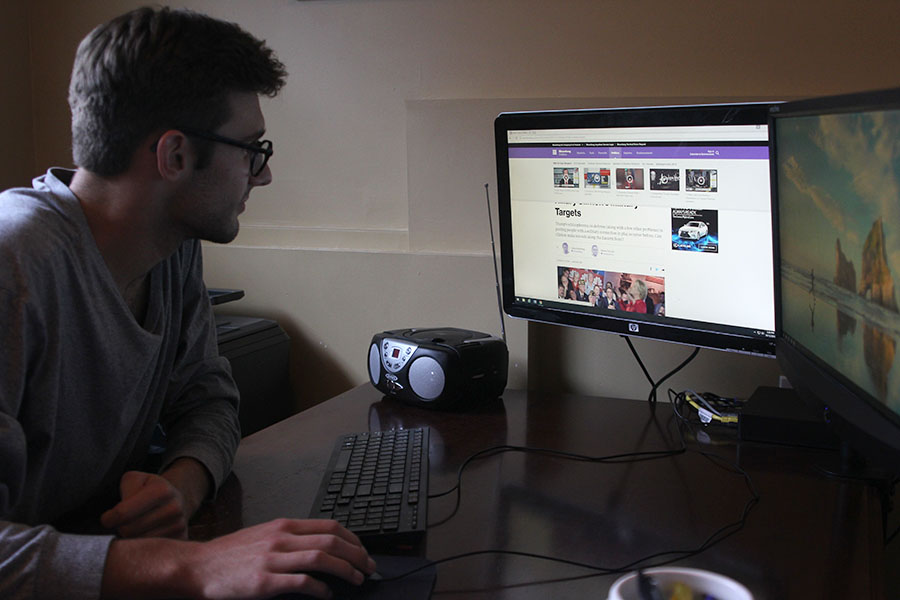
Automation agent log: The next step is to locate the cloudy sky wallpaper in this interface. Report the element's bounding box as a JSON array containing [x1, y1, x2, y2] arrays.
[[777, 105, 900, 409]]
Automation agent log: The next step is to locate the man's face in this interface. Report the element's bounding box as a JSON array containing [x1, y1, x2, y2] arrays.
[[176, 91, 272, 244]]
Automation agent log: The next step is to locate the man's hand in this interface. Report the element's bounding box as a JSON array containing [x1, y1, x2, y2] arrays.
[[184, 519, 377, 599], [101, 519, 377, 600], [101, 471, 191, 539], [102, 458, 212, 539]]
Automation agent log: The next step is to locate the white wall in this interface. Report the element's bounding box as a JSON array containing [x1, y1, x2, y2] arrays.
[[17, 0, 900, 409]]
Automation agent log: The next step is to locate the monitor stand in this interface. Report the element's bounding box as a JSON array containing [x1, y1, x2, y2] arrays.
[[739, 387, 894, 496], [738, 386, 840, 450]]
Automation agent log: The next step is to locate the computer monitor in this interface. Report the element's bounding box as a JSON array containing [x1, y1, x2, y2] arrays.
[[771, 87, 900, 474], [495, 103, 778, 356]]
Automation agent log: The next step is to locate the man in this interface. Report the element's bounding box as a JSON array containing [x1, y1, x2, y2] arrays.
[[0, 7, 373, 599]]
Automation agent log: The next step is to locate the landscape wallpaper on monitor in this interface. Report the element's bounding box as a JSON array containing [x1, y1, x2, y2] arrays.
[[778, 108, 900, 413]]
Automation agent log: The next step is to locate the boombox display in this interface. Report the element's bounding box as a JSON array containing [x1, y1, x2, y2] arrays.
[[368, 327, 508, 409]]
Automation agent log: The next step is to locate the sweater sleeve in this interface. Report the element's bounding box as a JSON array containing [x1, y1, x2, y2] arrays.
[[0, 419, 113, 600], [0, 521, 113, 600], [158, 241, 241, 494]]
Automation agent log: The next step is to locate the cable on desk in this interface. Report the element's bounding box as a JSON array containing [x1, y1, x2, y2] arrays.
[[427, 441, 688, 502], [673, 388, 898, 552], [398, 398, 760, 590], [670, 388, 742, 427], [426, 443, 688, 529], [389, 452, 758, 586], [622, 335, 700, 405]]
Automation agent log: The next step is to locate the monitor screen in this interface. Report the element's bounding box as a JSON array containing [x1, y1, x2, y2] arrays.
[[495, 103, 777, 356], [772, 88, 900, 471]]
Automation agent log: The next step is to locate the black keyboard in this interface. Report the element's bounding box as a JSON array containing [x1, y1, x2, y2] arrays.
[[309, 427, 429, 553]]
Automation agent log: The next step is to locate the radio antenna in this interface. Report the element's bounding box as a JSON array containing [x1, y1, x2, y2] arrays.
[[485, 183, 507, 344]]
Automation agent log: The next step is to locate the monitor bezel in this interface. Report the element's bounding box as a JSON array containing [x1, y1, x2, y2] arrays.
[[495, 102, 779, 357], [769, 87, 900, 472]]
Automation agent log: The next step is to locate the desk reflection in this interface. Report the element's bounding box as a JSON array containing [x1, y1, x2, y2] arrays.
[[367, 394, 508, 472]]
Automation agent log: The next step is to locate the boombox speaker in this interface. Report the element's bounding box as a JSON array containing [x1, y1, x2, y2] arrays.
[[368, 327, 508, 410]]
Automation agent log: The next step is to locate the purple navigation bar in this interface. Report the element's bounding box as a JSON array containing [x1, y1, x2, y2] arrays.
[[509, 146, 768, 160]]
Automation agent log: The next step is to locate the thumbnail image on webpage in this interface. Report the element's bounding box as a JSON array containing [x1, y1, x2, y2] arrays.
[[685, 169, 717, 192], [554, 167, 579, 188], [558, 266, 666, 316], [616, 168, 644, 190], [649, 168, 680, 191], [584, 168, 611, 189], [671, 208, 718, 253]]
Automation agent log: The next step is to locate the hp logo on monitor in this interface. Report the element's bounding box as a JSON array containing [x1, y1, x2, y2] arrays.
[[628, 323, 639, 333]]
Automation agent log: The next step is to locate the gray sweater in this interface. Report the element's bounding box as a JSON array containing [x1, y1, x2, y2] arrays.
[[0, 169, 241, 599]]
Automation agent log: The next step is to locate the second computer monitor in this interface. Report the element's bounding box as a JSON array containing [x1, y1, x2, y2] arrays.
[[772, 87, 900, 472]]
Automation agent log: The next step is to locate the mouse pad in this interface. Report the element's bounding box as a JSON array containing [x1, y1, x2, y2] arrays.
[[349, 555, 436, 599], [284, 555, 436, 600]]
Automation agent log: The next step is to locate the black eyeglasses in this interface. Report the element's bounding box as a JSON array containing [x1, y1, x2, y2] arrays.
[[178, 127, 273, 176]]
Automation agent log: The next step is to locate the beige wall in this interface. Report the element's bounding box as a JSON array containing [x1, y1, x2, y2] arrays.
[[10, 0, 900, 409], [0, 1, 34, 190]]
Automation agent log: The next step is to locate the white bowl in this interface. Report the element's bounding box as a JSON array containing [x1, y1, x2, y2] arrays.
[[608, 567, 753, 600]]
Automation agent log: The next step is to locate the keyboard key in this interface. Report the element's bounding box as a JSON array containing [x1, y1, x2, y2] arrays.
[[334, 448, 352, 472]]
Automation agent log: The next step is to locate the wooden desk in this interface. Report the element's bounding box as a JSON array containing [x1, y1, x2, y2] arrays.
[[192, 385, 885, 599]]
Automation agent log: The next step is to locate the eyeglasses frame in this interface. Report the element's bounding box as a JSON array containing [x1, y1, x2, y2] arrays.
[[152, 127, 273, 177]]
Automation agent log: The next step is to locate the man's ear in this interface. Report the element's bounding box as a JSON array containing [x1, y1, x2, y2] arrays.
[[154, 130, 193, 181]]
